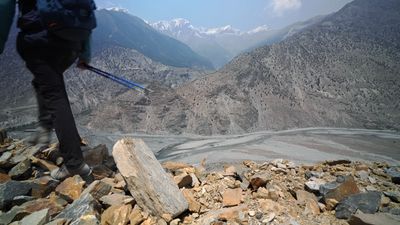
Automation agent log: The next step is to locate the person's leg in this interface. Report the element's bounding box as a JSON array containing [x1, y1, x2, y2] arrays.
[[24, 49, 87, 172], [27, 80, 53, 146], [32, 80, 53, 129]]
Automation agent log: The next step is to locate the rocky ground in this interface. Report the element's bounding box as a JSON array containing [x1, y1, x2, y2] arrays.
[[0, 128, 399, 225]]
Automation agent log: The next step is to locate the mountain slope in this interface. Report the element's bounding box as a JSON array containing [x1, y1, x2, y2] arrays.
[[246, 15, 326, 52], [94, 10, 213, 69], [88, 0, 400, 134]]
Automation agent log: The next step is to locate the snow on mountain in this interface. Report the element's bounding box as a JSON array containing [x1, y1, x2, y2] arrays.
[[105, 7, 130, 13], [151, 19, 270, 37], [204, 25, 241, 35]]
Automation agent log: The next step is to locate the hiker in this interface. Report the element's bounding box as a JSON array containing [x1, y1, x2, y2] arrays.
[[0, 0, 96, 181]]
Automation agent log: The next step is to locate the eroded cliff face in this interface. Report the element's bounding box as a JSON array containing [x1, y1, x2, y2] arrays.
[[2, 0, 400, 135]]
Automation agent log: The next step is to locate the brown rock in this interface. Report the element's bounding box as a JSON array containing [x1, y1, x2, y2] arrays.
[[322, 176, 360, 202], [254, 187, 269, 199], [31, 176, 59, 198], [55, 175, 85, 202], [304, 199, 320, 215], [325, 198, 339, 211], [355, 164, 369, 172], [296, 190, 318, 204], [101, 204, 132, 225], [141, 218, 156, 225], [30, 156, 58, 172], [182, 189, 201, 213], [81, 180, 112, 201], [100, 177, 115, 187], [259, 199, 283, 215], [129, 206, 145, 225], [249, 177, 268, 191], [161, 214, 172, 223], [100, 193, 135, 207], [224, 165, 237, 176], [218, 205, 248, 223], [266, 186, 279, 201], [92, 165, 114, 180], [83, 144, 109, 167], [0, 173, 10, 184], [162, 161, 192, 173], [21, 193, 68, 217], [174, 173, 193, 188], [223, 188, 242, 207], [112, 138, 188, 218]]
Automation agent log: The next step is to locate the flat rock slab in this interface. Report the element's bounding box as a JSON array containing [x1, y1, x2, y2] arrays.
[[112, 138, 188, 218], [349, 213, 400, 225], [335, 191, 381, 219], [55, 193, 101, 225], [0, 180, 33, 210], [8, 159, 32, 180], [19, 208, 49, 225]]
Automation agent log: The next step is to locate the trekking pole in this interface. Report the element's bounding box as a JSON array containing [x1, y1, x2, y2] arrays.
[[85, 65, 153, 94]]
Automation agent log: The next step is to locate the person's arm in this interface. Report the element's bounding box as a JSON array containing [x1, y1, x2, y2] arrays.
[[77, 35, 92, 69], [0, 0, 16, 54]]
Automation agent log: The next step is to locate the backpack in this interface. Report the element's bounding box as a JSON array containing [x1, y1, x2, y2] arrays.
[[19, 0, 97, 42]]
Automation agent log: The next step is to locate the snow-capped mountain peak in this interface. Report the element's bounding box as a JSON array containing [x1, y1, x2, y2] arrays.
[[151, 18, 270, 37]]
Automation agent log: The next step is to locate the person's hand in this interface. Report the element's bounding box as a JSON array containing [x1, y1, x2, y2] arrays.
[[77, 59, 89, 70]]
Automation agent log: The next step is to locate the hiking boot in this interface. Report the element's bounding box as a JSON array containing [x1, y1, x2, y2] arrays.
[[51, 163, 93, 182], [27, 127, 52, 146]]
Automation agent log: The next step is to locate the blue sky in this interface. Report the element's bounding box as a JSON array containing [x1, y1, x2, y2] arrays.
[[96, 0, 353, 30]]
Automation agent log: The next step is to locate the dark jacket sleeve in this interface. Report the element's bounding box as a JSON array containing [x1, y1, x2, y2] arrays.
[[79, 34, 92, 63], [0, 0, 16, 54]]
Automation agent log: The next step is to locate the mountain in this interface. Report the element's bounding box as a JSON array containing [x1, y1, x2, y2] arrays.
[[93, 9, 213, 69], [246, 15, 326, 51], [151, 17, 323, 68], [88, 0, 400, 135]]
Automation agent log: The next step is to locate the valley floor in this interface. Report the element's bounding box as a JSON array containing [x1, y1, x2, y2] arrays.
[[12, 127, 398, 166]]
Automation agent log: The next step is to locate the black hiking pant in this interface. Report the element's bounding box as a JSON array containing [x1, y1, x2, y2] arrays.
[[17, 31, 84, 169]]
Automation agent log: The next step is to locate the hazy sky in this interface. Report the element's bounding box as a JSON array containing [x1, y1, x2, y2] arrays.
[[96, 0, 353, 30]]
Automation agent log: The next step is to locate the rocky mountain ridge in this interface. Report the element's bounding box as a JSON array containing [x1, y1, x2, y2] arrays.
[[88, 0, 400, 135]]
